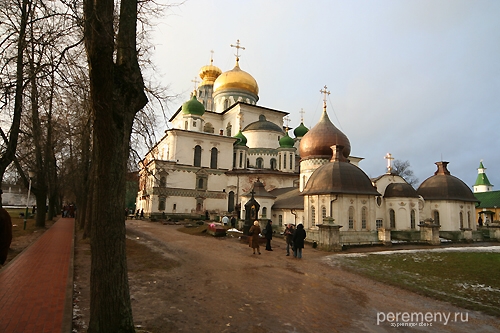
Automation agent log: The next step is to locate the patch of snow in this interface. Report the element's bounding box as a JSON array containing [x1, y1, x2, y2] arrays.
[[324, 245, 500, 259]]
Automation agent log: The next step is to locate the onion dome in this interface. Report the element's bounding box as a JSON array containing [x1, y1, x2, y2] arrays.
[[199, 59, 222, 86], [293, 122, 309, 138], [417, 162, 477, 202], [213, 60, 259, 96], [384, 183, 419, 198], [299, 110, 350, 160], [181, 94, 205, 116], [243, 115, 283, 133], [302, 146, 380, 196], [233, 130, 247, 146], [279, 131, 295, 148]]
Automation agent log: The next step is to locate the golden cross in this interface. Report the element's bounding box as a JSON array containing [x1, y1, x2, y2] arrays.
[[385, 153, 394, 173], [299, 108, 305, 122], [191, 77, 200, 91], [210, 50, 214, 64], [283, 115, 291, 128], [320, 85, 330, 110], [230, 39, 245, 61]]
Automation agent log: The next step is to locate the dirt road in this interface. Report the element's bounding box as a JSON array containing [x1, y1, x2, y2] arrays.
[[118, 220, 499, 333]]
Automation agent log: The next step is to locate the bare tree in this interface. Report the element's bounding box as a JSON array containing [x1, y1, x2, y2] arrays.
[[84, 0, 147, 330], [393, 159, 419, 187], [0, 0, 31, 206]]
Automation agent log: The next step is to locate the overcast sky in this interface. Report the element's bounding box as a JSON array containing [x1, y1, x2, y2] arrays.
[[149, 0, 500, 189]]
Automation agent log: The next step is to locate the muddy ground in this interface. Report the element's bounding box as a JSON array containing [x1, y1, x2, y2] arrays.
[[72, 219, 500, 333]]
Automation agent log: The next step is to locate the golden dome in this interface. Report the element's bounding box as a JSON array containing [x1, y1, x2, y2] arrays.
[[213, 60, 259, 96], [199, 60, 222, 86]]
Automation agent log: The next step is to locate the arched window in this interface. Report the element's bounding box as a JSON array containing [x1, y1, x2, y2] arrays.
[[203, 122, 214, 133], [361, 206, 367, 229], [198, 178, 204, 189], [228, 191, 235, 212], [283, 154, 287, 169], [411, 209, 416, 229], [262, 207, 267, 218], [311, 206, 316, 226], [194, 145, 202, 167], [270, 158, 277, 170], [322, 206, 327, 221], [349, 206, 355, 229], [433, 210, 440, 225], [210, 147, 218, 169], [158, 198, 166, 211], [226, 123, 232, 136], [460, 211, 464, 229], [224, 99, 229, 109], [256, 158, 264, 169], [289, 154, 293, 170], [239, 151, 243, 168], [278, 154, 282, 169], [467, 212, 471, 228], [389, 209, 396, 229], [159, 176, 166, 188]]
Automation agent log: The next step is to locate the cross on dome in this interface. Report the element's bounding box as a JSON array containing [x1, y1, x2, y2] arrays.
[[191, 77, 200, 92], [209, 50, 214, 64], [230, 39, 246, 63], [385, 153, 394, 174], [284, 115, 291, 128], [299, 108, 305, 122], [320, 85, 330, 111]]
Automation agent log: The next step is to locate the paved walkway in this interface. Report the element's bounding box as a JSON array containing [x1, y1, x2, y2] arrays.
[[0, 218, 75, 333]]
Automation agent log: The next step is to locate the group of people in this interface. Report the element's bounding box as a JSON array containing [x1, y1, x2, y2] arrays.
[[248, 220, 306, 258]]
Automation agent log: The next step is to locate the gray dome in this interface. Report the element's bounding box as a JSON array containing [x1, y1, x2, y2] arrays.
[[302, 146, 380, 196], [417, 162, 477, 202], [384, 182, 419, 198], [243, 115, 283, 133]]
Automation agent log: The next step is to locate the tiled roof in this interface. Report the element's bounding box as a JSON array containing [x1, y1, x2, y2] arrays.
[[474, 190, 500, 208]]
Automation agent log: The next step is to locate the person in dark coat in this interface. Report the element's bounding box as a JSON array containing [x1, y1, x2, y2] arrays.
[[248, 221, 261, 255], [0, 207, 13, 265], [264, 220, 273, 251], [292, 223, 306, 259], [284, 224, 295, 256]]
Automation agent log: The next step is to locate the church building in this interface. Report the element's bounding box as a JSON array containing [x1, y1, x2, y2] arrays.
[[137, 41, 479, 245]]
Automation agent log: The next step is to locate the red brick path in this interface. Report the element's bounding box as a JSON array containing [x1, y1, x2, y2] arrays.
[[0, 218, 74, 333]]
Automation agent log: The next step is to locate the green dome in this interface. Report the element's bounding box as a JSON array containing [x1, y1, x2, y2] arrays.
[[181, 95, 205, 116], [233, 130, 247, 146], [279, 131, 295, 148], [293, 122, 309, 137]]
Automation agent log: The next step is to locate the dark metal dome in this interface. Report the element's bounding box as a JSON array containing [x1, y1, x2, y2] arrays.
[[417, 162, 477, 202], [299, 110, 350, 160], [302, 146, 380, 196], [243, 114, 283, 133], [384, 182, 419, 198]]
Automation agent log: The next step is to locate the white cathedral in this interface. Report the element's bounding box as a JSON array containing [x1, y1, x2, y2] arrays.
[[136, 42, 478, 245]]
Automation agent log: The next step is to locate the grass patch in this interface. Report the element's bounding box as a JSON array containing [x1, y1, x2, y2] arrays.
[[337, 251, 500, 316]]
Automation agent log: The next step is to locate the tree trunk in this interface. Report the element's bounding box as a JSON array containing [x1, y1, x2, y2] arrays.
[[84, 0, 147, 330], [0, 0, 30, 205]]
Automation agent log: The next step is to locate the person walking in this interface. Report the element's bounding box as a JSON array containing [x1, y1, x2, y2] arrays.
[[284, 224, 295, 256], [292, 223, 306, 259], [264, 220, 273, 251], [248, 221, 261, 255]]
